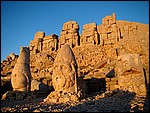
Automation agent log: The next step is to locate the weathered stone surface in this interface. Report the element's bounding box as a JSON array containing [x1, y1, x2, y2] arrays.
[[44, 44, 81, 103], [42, 34, 58, 52], [52, 44, 78, 93], [9, 53, 16, 61], [116, 54, 147, 97], [31, 79, 49, 93], [80, 22, 99, 46], [59, 21, 80, 48], [30, 31, 45, 54], [116, 54, 144, 76], [11, 46, 31, 92], [1, 13, 149, 108], [98, 13, 120, 46]]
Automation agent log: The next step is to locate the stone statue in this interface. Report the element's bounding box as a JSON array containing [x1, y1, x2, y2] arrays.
[[44, 44, 79, 103], [11, 46, 31, 92], [59, 21, 80, 48], [52, 44, 78, 93], [116, 54, 147, 97]]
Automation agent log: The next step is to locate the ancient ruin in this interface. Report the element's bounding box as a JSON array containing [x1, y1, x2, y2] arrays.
[[80, 22, 99, 45], [42, 34, 58, 52], [30, 31, 45, 54], [1, 13, 149, 109], [97, 13, 120, 46], [59, 21, 80, 48]]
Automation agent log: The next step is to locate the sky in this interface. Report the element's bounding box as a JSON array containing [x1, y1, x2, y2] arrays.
[[1, 1, 149, 61]]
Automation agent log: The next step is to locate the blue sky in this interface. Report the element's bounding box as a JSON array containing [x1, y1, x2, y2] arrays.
[[1, 1, 149, 61]]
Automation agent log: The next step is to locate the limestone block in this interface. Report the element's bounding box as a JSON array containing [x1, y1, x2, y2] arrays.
[[34, 31, 45, 41], [83, 24, 89, 30], [114, 85, 120, 89], [83, 23, 96, 30], [97, 24, 104, 34], [59, 96, 70, 103], [110, 77, 118, 82], [116, 54, 144, 76], [9, 53, 16, 60], [31, 79, 49, 92], [105, 78, 111, 82], [117, 76, 125, 86], [73, 23, 79, 30], [106, 81, 117, 85], [63, 24, 68, 30], [107, 26, 112, 33], [70, 94, 78, 101], [88, 23, 97, 30], [112, 13, 116, 24], [93, 59, 107, 69], [63, 21, 79, 30], [43, 36, 52, 40], [102, 13, 116, 26], [68, 29, 77, 34], [109, 19, 112, 25], [139, 84, 147, 94], [48, 98, 58, 103], [102, 34, 108, 40], [116, 54, 146, 97], [82, 30, 95, 36], [124, 25, 129, 31], [109, 85, 116, 91], [107, 33, 112, 39]]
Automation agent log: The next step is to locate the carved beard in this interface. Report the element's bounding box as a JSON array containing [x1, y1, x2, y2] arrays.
[[52, 63, 75, 91]]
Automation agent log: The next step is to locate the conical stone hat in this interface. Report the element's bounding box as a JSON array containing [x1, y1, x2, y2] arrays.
[[54, 44, 77, 67]]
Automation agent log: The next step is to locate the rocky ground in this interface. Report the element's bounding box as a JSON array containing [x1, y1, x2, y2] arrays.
[[1, 89, 149, 112]]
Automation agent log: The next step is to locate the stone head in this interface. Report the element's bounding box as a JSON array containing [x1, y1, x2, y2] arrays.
[[52, 44, 78, 92]]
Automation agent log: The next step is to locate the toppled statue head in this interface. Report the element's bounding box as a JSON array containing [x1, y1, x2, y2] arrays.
[[11, 46, 31, 92], [52, 44, 78, 93]]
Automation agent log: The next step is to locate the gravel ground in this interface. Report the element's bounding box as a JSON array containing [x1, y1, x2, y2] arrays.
[[1, 90, 149, 112]]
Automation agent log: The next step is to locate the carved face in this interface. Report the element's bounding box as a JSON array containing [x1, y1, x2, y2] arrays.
[[11, 73, 27, 91], [52, 61, 76, 92], [116, 54, 142, 76]]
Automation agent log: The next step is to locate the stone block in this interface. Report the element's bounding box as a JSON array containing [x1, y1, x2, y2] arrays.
[[109, 85, 116, 91], [93, 59, 107, 69], [50, 98, 59, 103], [105, 78, 111, 82], [106, 81, 117, 85], [70, 94, 79, 101], [110, 77, 118, 82], [34, 31, 45, 40], [59, 96, 70, 103], [9, 53, 16, 60], [117, 76, 125, 86], [73, 23, 79, 30], [112, 13, 116, 24], [88, 22, 97, 29], [116, 54, 144, 76]]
